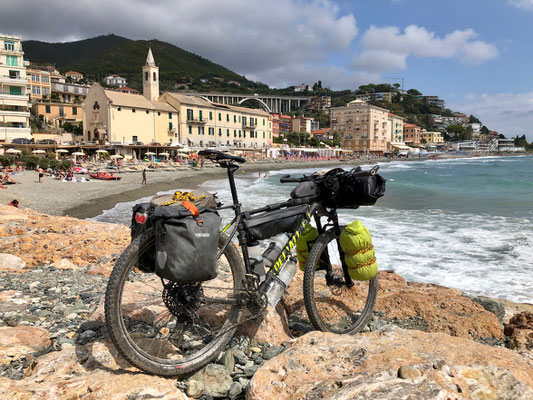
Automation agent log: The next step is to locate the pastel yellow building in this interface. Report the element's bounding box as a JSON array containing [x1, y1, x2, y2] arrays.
[[420, 130, 444, 145], [330, 99, 389, 154], [32, 102, 83, 129], [26, 65, 51, 101], [161, 92, 272, 148], [0, 34, 31, 142]]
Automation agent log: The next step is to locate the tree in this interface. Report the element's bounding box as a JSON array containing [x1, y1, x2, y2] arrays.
[[407, 89, 422, 96], [480, 125, 490, 135], [63, 122, 74, 132], [468, 115, 481, 123], [446, 124, 467, 141], [393, 83, 401, 89]]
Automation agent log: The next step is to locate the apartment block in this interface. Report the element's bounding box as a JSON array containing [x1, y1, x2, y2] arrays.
[[403, 123, 422, 145], [415, 95, 445, 108], [104, 74, 127, 87], [330, 100, 390, 154], [355, 92, 393, 103], [65, 70, 84, 81], [0, 34, 31, 142], [51, 81, 90, 103], [292, 116, 314, 134], [32, 102, 83, 129], [161, 92, 272, 149], [279, 114, 291, 134], [271, 114, 280, 138], [307, 95, 331, 111], [420, 130, 444, 145], [388, 113, 405, 143]]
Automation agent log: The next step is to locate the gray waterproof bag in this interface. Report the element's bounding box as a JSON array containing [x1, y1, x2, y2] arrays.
[[152, 206, 221, 283]]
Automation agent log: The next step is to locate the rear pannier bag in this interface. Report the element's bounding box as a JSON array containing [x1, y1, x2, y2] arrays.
[[131, 202, 154, 240], [243, 204, 308, 242], [320, 168, 386, 209], [339, 220, 378, 281], [296, 223, 318, 271], [152, 206, 221, 283]]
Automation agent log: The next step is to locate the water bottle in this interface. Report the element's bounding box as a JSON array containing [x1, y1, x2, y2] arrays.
[[266, 257, 298, 307], [262, 233, 289, 268], [247, 241, 265, 279]]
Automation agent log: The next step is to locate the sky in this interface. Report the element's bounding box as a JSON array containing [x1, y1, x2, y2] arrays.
[[1, 0, 533, 139]]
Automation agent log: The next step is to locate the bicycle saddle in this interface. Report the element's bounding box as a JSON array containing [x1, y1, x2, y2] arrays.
[[198, 149, 246, 163]]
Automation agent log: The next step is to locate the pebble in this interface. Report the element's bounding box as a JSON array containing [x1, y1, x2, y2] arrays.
[[186, 379, 204, 398], [244, 365, 259, 377], [79, 320, 102, 332], [398, 365, 421, 380], [66, 313, 78, 320], [249, 346, 261, 353], [228, 381, 242, 398], [77, 330, 96, 345], [263, 345, 284, 360]]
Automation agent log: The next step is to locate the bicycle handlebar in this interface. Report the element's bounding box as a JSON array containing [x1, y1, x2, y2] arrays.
[[198, 149, 246, 164], [279, 165, 380, 184]]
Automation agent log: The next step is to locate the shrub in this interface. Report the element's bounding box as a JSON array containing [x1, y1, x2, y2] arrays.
[[22, 155, 39, 170], [0, 155, 14, 168], [38, 158, 50, 170], [61, 160, 72, 170], [49, 159, 61, 170]]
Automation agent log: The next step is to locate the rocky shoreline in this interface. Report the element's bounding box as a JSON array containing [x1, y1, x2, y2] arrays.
[[0, 205, 531, 399]]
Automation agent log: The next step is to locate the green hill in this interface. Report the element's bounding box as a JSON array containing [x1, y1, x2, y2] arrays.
[[23, 34, 257, 92]]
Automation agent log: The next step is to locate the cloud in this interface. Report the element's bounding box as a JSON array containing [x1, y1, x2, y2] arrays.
[[0, 0, 358, 88], [508, 0, 533, 10], [352, 25, 498, 73], [453, 92, 533, 141]]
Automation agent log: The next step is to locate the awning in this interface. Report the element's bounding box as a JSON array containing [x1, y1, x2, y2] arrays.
[[95, 128, 107, 134], [391, 143, 412, 150]]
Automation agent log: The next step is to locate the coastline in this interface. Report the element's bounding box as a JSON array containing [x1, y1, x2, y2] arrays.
[[0, 153, 511, 220]]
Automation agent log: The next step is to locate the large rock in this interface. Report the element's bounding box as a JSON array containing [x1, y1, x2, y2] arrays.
[[284, 271, 504, 341], [0, 326, 51, 366], [248, 327, 533, 400], [0, 205, 130, 273], [0, 253, 26, 271], [0, 340, 185, 399], [505, 312, 533, 350], [239, 303, 293, 346]]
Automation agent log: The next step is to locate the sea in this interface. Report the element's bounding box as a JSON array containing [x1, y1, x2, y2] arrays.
[[92, 155, 533, 304]]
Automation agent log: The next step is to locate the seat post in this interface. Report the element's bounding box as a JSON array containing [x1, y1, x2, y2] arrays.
[[225, 162, 240, 206]]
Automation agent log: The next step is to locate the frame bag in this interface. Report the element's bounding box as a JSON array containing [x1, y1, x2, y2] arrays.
[[152, 204, 221, 283], [243, 204, 308, 242]]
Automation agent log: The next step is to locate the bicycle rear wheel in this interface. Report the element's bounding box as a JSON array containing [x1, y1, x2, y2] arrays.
[[303, 227, 377, 334], [105, 229, 245, 376]]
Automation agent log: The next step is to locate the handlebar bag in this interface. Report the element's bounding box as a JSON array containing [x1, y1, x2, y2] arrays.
[[152, 206, 221, 283], [243, 204, 309, 242], [339, 220, 378, 281]]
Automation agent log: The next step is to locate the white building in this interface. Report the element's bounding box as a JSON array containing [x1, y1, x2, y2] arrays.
[[104, 74, 127, 87], [294, 83, 313, 92], [466, 122, 482, 136], [0, 34, 31, 143]]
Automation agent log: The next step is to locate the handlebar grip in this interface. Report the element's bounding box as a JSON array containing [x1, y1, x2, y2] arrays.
[[280, 174, 300, 183]]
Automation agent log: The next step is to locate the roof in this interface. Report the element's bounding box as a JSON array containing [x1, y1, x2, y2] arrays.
[[312, 129, 328, 134], [164, 92, 215, 107], [146, 48, 156, 67], [104, 90, 176, 112], [65, 71, 83, 75], [115, 86, 138, 92], [404, 123, 420, 128]]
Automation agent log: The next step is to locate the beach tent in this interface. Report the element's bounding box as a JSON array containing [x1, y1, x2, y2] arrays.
[[5, 148, 21, 154]]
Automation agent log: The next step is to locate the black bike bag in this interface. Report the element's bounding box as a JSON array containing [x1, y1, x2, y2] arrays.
[[152, 205, 221, 283], [243, 204, 308, 242]]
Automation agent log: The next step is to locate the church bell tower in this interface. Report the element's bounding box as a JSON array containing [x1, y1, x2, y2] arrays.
[[143, 47, 159, 101]]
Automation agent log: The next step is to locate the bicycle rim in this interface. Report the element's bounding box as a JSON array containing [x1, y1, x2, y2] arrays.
[[304, 229, 377, 334]]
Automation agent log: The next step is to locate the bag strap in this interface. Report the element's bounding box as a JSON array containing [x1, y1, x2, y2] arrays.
[[182, 200, 204, 226], [161, 191, 207, 206]]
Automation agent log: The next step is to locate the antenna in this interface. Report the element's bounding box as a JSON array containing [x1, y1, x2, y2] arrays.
[[384, 76, 405, 91]]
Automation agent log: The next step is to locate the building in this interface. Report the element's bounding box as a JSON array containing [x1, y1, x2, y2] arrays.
[[415, 95, 445, 108], [32, 102, 83, 130], [310, 128, 330, 140], [65, 71, 84, 81], [294, 84, 313, 92], [83, 49, 179, 145], [466, 122, 481, 136], [355, 92, 393, 103], [271, 114, 280, 138], [50, 73, 65, 84], [161, 92, 272, 148], [51, 81, 90, 103], [111, 86, 139, 95], [26, 65, 51, 102], [419, 130, 444, 145], [104, 74, 127, 87], [279, 114, 291, 134], [403, 123, 421, 145], [330, 99, 390, 154], [0, 34, 31, 143], [291, 116, 314, 134], [307, 95, 331, 111], [388, 113, 405, 143]]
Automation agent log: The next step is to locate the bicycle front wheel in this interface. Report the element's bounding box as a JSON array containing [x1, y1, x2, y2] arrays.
[[105, 229, 245, 376], [303, 227, 378, 334]]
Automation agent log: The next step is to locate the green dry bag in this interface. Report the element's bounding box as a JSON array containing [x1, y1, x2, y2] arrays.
[[296, 223, 318, 271], [339, 220, 378, 281]]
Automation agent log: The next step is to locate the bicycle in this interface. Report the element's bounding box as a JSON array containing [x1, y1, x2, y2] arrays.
[[105, 150, 379, 376]]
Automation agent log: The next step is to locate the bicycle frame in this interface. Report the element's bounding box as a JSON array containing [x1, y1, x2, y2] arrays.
[[217, 161, 354, 289]]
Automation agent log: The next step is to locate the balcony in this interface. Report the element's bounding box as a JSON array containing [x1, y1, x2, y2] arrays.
[[0, 126, 32, 140], [186, 118, 207, 124], [242, 123, 256, 130], [0, 74, 27, 85], [0, 110, 30, 118], [0, 92, 29, 104]]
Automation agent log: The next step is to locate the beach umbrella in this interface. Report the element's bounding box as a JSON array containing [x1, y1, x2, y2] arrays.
[[72, 152, 85, 156], [5, 148, 21, 154], [145, 151, 156, 155], [159, 152, 170, 156], [56, 149, 69, 153], [32, 149, 46, 154], [110, 154, 123, 159], [96, 149, 108, 153]]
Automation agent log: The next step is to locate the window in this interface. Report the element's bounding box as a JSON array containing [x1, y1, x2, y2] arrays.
[[239, 130, 241, 137], [209, 127, 214, 135], [198, 126, 202, 135], [158, 112, 161, 116], [187, 109, 193, 120], [45, 105, 51, 114], [263, 132, 265, 139], [32, 75, 40, 82], [243, 131, 246, 138], [169, 112, 172, 119], [239, 116, 241, 123], [59, 106, 64, 117], [218, 128, 222, 136], [145, 72, 148, 81], [132, 136, 138, 142], [227, 129, 229, 137], [117, 107, 121, 111], [31, 86, 40, 95], [188, 126, 192, 134], [218, 113, 221, 121], [169, 122, 173, 131], [226, 114, 229, 122], [132, 109, 136, 113], [209, 111, 213, 120], [233, 130, 236, 137], [263, 118, 265, 126], [234, 115, 236, 123], [153, 72, 157, 81], [242, 117, 247, 126], [6, 56, 18, 67], [146, 110, 149, 114], [4, 41, 15, 51], [72, 107, 77, 115], [42, 88, 50, 96]]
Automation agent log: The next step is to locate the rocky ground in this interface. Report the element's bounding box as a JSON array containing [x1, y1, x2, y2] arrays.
[[0, 205, 532, 399]]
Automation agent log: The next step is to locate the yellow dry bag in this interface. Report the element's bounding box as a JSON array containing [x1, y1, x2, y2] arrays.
[[339, 220, 378, 281], [296, 223, 318, 271]]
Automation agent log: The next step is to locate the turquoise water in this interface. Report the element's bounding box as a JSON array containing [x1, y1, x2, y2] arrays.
[[94, 155, 533, 303]]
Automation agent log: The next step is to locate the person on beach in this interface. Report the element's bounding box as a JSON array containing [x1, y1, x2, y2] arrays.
[[7, 199, 19, 208], [142, 169, 147, 185], [200, 156, 204, 169], [38, 168, 44, 183]]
